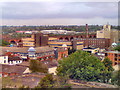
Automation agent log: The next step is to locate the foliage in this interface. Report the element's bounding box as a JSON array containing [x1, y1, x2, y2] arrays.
[[2, 25, 104, 33], [57, 50, 106, 82], [11, 33, 31, 38], [68, 48, 76, 55], [101, 58, 114, 83], [111, 70, 120, 86], [113, 45, 120, 51], [29, 60, 48, 73], [36, 74, 71, 88], [102, 57, 114, 71], [0, 39, 10, 46], [36, 74, 55, 88]]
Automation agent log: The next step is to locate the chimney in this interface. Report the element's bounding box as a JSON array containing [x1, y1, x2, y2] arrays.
[[86, 24, 89, 47]]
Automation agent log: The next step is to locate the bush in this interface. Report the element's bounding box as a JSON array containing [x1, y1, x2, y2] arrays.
[[29, 60, 48, 73]]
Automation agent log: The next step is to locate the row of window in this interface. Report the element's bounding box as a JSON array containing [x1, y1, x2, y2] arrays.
[[23, 43, 34, 45], [3, 60, 22, 64], [39, 56, 54, 60], [114, 58, 120, 61]]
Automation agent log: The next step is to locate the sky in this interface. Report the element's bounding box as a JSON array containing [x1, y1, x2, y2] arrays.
[[0, 0, 119, 26]]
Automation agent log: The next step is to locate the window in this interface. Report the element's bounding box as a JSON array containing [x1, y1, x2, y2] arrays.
[[4, 60, 6, 63], [105, 53, 108, 56], [114, 58, 117, 61], [4, 57, 6, 59], [114, 62, 117, 65], [115, 54, 117, 57]]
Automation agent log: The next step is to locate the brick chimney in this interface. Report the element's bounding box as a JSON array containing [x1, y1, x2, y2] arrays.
[[86, 24, 89, 47]]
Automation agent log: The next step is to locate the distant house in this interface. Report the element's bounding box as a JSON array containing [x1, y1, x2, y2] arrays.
[[82, 47, 99, 54], [0, 55, 22, 65], [8, 56, 22, 65], [54, 47, 68, 60], [0, 55, 8, 64]]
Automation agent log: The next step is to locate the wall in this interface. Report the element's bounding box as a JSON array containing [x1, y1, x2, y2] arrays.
[[48, 40, 84, 50], [57, 48, 68, 60], [0, 56, 8, 64], [22, 38, 34, 47], [105, 52, 120, 66], [78, 38, 110, 49], [34, 33, 48, 47]]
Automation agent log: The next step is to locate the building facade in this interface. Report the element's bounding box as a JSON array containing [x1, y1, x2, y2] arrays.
[[2, 46, 68, 61], [97, 24, 120, 44], [48, 40, 84, 50], [78, 38, 110, 49], [22, 33, 48, 47], [105, 51, 120, 66], [0, 55, 22, 65], [0, 56, 8, 64]]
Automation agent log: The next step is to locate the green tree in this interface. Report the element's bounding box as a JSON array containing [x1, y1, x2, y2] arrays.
[[114, 45, 120, 51], [29, 60, 48, 73], [36, 74, 71, 88], [0, 39, 10, 46], [111, 70, 120, 86], [36, 74, 55, 88], [57, 50, 106, 82]]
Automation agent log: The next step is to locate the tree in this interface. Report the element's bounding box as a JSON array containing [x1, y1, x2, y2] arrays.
[[0, 39, 10, 46], [114, 45, 120, 51], [36, 74, 71, 88], [100, 57, 114, 83], [57, 50, 106, 82], [36, 74, 55, 88], [111, 70, 120, 86], [29, 60, 48, 73]]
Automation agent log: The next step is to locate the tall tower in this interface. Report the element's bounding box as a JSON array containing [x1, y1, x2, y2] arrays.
[[103, 23, 111, 31], [86, 24, 89, 47]]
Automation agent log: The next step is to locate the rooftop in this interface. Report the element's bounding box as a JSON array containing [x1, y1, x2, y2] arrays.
[[105, 51, 120, 54], [8, 56, 22, 61], [1, 46, 54, 54], [1, 64, 27, 74]]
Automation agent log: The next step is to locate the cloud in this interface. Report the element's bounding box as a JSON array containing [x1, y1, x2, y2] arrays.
[[1, 2, 118, 20]]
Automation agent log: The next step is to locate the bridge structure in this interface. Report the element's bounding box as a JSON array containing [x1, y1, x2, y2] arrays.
[[49, 34, 96, 41]]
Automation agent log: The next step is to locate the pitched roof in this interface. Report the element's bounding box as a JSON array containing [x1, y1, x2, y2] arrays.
[[1, 46, 54, 54], [8, 56, 22, 61]]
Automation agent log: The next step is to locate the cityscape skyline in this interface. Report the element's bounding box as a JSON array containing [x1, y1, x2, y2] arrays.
[[0, 1, 118, 26]]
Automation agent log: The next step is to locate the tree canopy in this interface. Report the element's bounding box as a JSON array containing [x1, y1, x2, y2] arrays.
[[111, 70, 120, 86], [0, 39, 10, 46], [114, 45, 120, 51], [36, 74, 55, 88], [29, 60, 48, 73], [102, 57, 114, 83], [57, 50, 106, 82]]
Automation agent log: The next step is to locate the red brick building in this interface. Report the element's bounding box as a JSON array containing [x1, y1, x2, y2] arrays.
[[48, 34, 111, 49], [78, 38, 110, 49], [57, 47, 68, 60], [105, 51, 120, 66]]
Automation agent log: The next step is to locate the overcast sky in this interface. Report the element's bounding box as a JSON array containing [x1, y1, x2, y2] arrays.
[[0, 1, 118, 26]]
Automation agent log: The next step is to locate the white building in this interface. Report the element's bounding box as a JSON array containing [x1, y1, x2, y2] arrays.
[[0, 55, 9, 64], [40, 30, 76, 34], [0, 55, 22, 65]]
